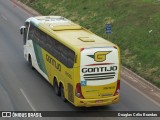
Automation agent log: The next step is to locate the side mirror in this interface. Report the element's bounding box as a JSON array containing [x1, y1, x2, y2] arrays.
[[20, 26, 26, 35]]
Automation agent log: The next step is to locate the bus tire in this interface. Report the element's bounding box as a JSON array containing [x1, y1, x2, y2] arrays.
[[60, 84, 66, 102], [54, 80, 60, 96]]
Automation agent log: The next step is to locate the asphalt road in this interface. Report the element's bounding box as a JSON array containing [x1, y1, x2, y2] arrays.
[[0, 0, 159, 120]]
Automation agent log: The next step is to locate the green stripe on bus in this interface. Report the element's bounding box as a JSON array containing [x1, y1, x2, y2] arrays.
[[33, 41, 47, 75]]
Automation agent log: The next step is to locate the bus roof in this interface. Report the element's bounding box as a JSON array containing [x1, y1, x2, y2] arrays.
[[28, 16, 115, 48]]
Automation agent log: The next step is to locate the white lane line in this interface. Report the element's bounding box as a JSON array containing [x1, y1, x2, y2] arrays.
[[1, 14, 7, 21], [122, 79, 160, 108], [20, 88, 36, 111]]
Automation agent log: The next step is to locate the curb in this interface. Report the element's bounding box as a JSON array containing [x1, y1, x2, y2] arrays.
[[11, 0, 40, 16], [121, 66, 160, 92]]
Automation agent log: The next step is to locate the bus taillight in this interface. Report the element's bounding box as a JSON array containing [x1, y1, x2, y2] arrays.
[[75, 83, 84, 99], [114, 80, 120, 96], [80, 48, 84, 52]]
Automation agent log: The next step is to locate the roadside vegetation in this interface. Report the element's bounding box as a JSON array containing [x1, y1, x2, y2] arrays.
[[20, 0, 160, 87]]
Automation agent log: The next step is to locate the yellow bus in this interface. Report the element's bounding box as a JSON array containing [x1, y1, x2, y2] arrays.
[[20, 16, 120, 107]]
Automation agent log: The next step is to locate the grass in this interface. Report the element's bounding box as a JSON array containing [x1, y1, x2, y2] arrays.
[[19, 0, 160, 88]]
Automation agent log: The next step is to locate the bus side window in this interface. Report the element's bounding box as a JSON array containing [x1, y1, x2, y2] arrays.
[[28, 24, 33, 40], [39, 30, 46, 48], [67, 50, 75, 68], [46, 36, 52, 53], [28, 24, 36, 42], [50, 37, 56, 54], [54, 40, 61, 60], [35, 28, 41, 43], [61, 45, 68, 66]]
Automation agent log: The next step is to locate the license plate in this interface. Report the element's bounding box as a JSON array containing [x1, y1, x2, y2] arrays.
[[96, 100, 103, 103]]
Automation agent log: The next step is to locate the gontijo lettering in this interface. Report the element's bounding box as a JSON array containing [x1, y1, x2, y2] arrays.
[[46, 54, 61, 72], [82, 66, 117, 73]]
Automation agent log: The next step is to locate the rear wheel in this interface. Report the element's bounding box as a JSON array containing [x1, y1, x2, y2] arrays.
[[54, 80, 60, 96], [60, 84, 66, 102]]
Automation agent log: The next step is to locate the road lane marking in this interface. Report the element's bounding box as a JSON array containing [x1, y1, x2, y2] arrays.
[[20, 88, 36, 111], [1, 14, 7, 21], [122, 79, 160, 108]]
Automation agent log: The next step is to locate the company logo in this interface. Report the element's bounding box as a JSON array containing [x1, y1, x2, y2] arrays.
[[46, 54, 61, 72], [88, 51, 111, 62]]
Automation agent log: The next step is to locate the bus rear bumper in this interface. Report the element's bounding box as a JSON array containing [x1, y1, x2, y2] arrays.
[[75, 95, 120, 107]]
